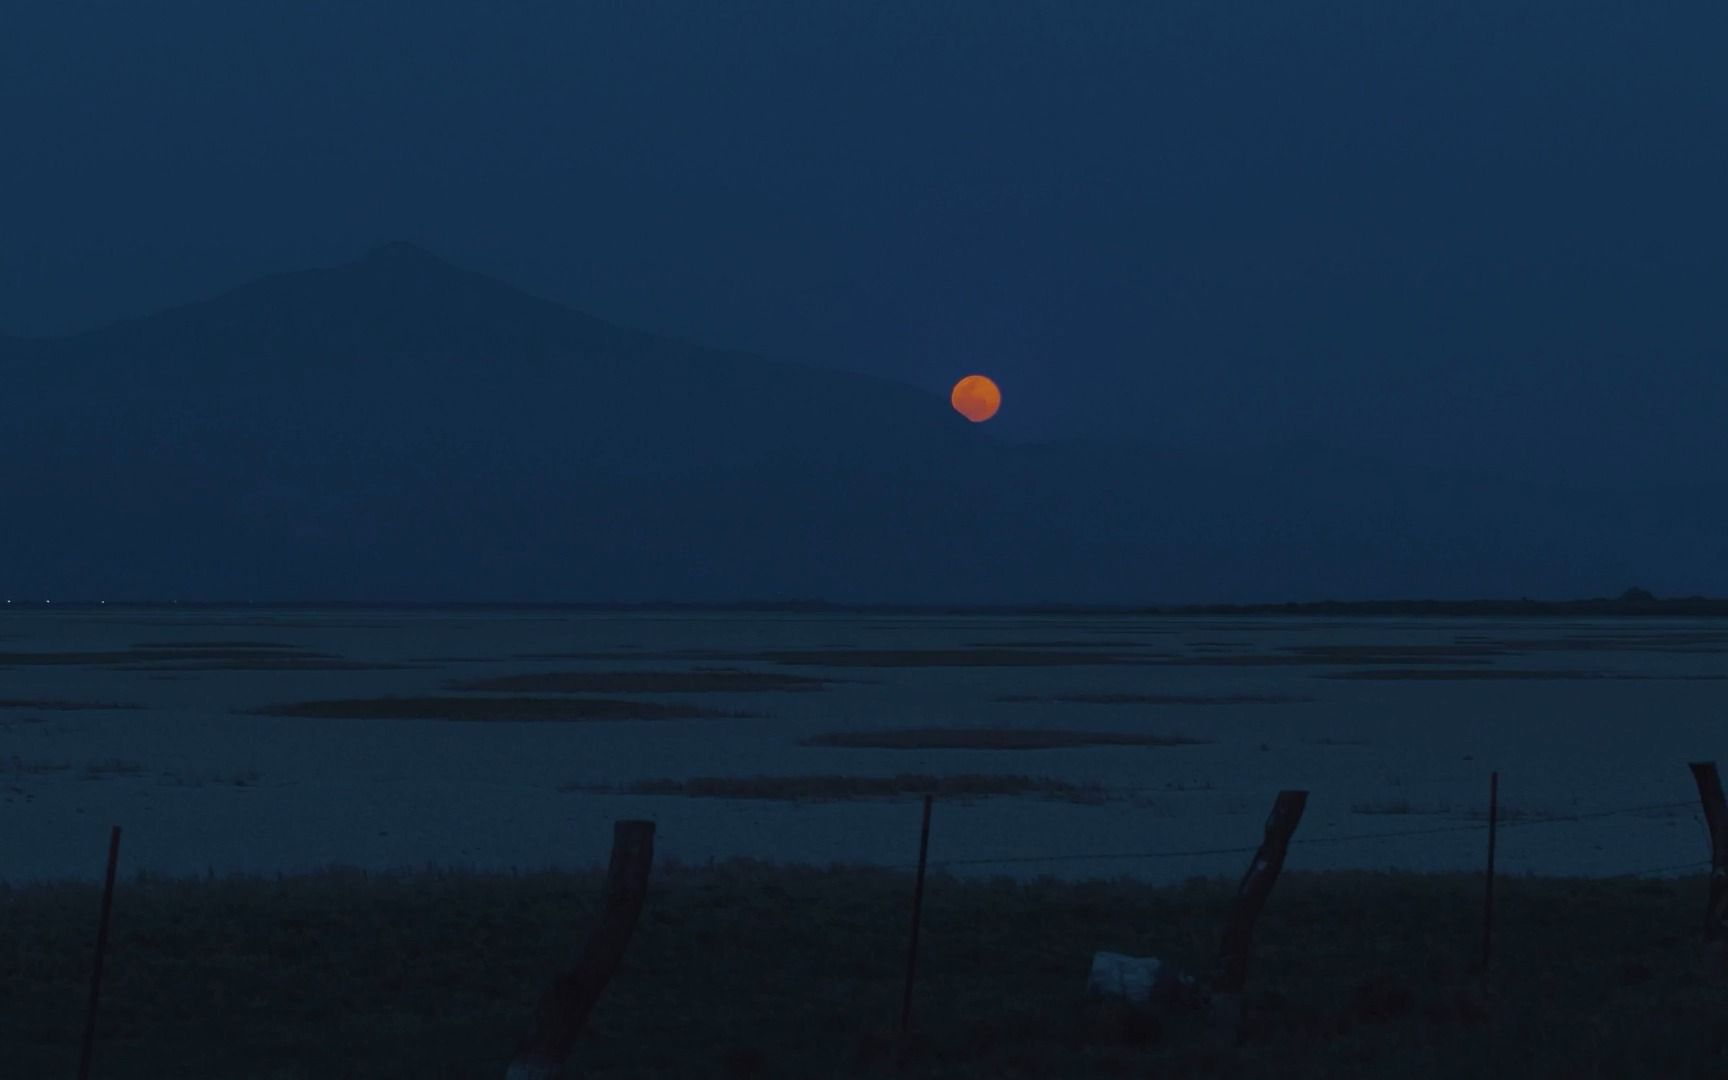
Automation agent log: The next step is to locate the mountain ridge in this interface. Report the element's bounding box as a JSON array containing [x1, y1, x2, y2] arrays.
[[4, 246, 1723, 605]]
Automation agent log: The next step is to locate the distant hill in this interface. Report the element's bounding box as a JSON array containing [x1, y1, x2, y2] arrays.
[[4, 245, 1725, 604]]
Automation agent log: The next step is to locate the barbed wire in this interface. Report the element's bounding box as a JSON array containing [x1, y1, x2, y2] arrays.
[[887, 798, 1705, 871], [1494, 798, 1697, 826], [1602, 859, 1714, 880], [907, 841, 1264, 870], [1098, 790, 1695, 823]]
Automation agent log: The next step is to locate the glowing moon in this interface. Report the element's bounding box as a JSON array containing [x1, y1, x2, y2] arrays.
[[950, 374, 1002, 422]]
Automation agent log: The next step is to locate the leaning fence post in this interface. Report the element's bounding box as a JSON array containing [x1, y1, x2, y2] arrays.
[[78, 825, 122, 1080], [1211, 790, 1307, 1041], [508, 820, 656, 1080], [900, 793, 935, 1045], [1688, 762, 1728, 946], [1480, 771, 1499, 989]]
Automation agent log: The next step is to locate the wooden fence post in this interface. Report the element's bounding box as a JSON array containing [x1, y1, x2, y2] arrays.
[[1688, 762, 1728, 946], [1211, 790, 1307, 1042], [900, 794, 935, 1043], [1481, 771, 1498, 989], [508, 820, 656, 1080], [78, 825, 122, 1080]]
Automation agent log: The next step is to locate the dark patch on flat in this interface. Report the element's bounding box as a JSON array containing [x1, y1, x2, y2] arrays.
[[449, 670, 827, 694], [131, 641, 296, 649], [1349, 800, 1438, 816], [1317, 668, 1728, 681], [582, 773, 1108, 803], [513, 651, 699, 662], [801, 727, 1207, 750], [1152, 654, 1481, 667], [1148, 647, 1499, 667], [0, 647, 345, 667], [1152, 636, 1728, 668], [1470, 633, 1728, 655], [964, 640, 1161, 649], [996, 693, 1313, 705], [514, 647, 1180, 667], [133, 619, 409, 631], [1274, 643, 1508, 659], [3, 757, 72, 774], [0, 699, 142, 711], [251, 695, 742, 722], [751, 648, 1173, 667], [106, 659, 410, 672]]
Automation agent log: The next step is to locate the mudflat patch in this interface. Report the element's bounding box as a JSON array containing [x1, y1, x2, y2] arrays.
[[521, 647, 1172, 667], [1484, 632, 1728, 654], [131, 640, 298, 649], [251, 696, 744, 722], [1316, 669, 1728, 681], [749, 648, 1172, 667], [111, 658, 408, 672], [0, 699, 141, 711], [0, 647, 320, 666], [801, 728, 1207, 750], [0, 643, 397, 672], [448, 670, 828, 694], [996, 693, 1313, 705], [1156, 645, 1501, 667], [964, 639, 1162, 649], [124, 641, 404, 671], [580, 773, 1109, 802]]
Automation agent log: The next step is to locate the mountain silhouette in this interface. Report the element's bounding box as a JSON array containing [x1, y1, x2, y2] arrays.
[[3, 246, 1722, 603]]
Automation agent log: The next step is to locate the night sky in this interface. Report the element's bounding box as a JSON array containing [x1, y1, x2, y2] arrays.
[[7, 11, 1727, 1066], [7, 1, 1725, 486]]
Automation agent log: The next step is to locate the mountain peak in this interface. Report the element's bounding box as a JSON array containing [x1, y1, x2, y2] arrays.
[[360, 240, 446, 267]]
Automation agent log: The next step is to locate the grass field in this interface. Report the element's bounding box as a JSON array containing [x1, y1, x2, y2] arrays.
[[4, 864, 1726, 1078]]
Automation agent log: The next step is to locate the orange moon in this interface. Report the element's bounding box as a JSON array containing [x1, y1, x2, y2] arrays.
[[950, 374, 1002, 422]]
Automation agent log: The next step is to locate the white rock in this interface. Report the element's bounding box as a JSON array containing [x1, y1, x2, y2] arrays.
[[1086, 951, 1164, 1006]]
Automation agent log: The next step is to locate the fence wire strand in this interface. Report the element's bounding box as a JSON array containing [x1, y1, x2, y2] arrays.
[[892, 795, 1705, 872], [1603, 859, 1714, 880]]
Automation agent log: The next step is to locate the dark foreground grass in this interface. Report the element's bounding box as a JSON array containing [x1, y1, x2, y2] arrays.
[[3, 865, 1726, 1079], [802, 728, 1208, 750], [581, 773, 1109, 803]]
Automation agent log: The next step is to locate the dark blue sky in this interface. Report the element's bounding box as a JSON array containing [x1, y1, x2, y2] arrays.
[[5, 1, 1725, 478]]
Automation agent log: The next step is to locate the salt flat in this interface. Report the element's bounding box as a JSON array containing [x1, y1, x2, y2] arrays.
[[2, 608, 1724, 884]]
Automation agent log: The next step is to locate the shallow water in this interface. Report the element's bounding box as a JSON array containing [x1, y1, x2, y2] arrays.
[[3, 608, 1724, 883]]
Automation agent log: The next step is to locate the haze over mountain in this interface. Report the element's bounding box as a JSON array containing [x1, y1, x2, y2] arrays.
[[3, 247, 1723, 605]]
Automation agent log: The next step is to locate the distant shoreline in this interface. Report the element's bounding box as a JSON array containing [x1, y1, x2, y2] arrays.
[[5, 596, 1725, 616]]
